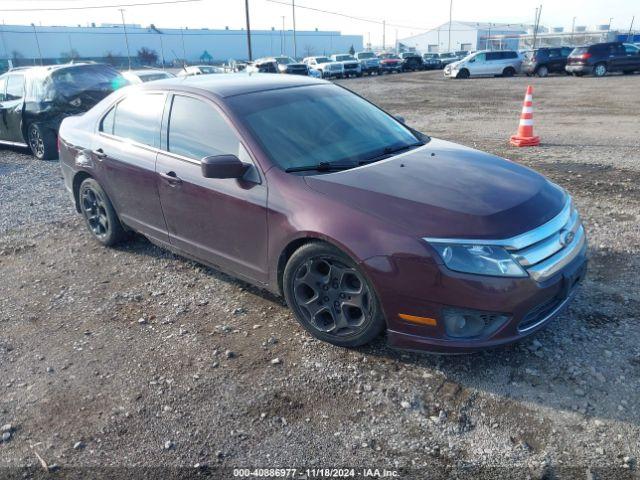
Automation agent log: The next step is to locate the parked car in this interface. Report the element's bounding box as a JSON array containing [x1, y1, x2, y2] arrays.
[[256, 56, 309, 75], [378, 53, 403, 73], [565, 42, 640, 76], [444, 50, 521, 79], [454, 50, 470, 59], [422, 53, 443, 70], [0, 62, 128, 160], [330, 54, 362, 77], [121, 69, 176, 84], [354, 51, 381, 75], [399, 52, 424, 71], [521, 47, 573, 77], [302, 56, 343, 78], [177, 65, 225, 77], [438, 52, 459, 67], [59, 73, 587, 353]]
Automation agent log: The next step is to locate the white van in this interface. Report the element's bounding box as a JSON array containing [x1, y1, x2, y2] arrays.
[[444, 50, 522, 79]]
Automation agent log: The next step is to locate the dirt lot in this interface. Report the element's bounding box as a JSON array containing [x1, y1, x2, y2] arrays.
[[1, 71, 639, 479]]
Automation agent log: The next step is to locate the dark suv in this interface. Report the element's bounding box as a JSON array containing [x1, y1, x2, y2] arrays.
[[522, 47, 573, 77], [566, 42, 640, 76], [399, 52, 424, 71], [0, 63, 127, 159]]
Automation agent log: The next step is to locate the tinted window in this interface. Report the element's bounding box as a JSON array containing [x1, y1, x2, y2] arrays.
[[6, 74, 25, 101], [548, 48, 561, 58], [624, 44, 639, 54], [561, 47, 573, 56], [501, 51, 518, 59], [227, 84, 422, 171], [486, 52, 501, 61], [112, 93, 164, 147], [168, 95, 240, 160], [100, 107, 116, 134]]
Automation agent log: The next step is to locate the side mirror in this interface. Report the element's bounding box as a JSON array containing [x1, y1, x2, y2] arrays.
[[395, 115, 406, 124], [201, 154, 249, 179]]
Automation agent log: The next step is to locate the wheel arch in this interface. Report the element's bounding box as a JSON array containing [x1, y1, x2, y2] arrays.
[[72, 170, 93, 213]]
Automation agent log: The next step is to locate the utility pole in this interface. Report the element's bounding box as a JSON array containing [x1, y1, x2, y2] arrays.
[[31, 23, 43, 65], [180, 27, 186, 67], [244, 0, 252, 61], [447, 0, 453, 52], [628, 16, 635, 42], [119, 9, 131, 70], [281, 16, 286, 55], [532, 5, 542, 49], [382, 20, 386, 50], [291, 0, 297, 59]]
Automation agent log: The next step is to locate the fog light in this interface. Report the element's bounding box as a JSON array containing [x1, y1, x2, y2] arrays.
[[442, 308, 509, 339]]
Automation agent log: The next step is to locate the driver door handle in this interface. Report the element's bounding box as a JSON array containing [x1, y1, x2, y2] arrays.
[[93, 148, 107, 159], [159, 171, 182, 185]]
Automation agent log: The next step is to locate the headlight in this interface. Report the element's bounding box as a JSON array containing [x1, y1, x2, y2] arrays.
[[428, 243, 527, 277]]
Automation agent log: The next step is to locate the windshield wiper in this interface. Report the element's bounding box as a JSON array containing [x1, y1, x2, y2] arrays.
[[285, 161, 357, 173], [359, 142, 424, 165]]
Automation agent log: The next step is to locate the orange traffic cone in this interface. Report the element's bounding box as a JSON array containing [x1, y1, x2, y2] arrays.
[[510, 85, 540, 147]]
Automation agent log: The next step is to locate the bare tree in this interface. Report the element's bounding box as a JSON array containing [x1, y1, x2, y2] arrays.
[[137, 47, 159, 66]]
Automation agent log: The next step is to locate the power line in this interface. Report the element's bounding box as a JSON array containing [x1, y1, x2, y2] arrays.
[[0, 0, 202, 12], [264, 0, 430, 32]]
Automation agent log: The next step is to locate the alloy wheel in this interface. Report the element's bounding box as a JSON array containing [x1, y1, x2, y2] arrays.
[[595, 64, 607, 77], [28, 125, 45, 159], [292, 256, 372, 337], [80, 186, 110, 240]]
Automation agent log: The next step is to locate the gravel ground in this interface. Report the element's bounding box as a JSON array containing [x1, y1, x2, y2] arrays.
[[1, 71, 639, 479]]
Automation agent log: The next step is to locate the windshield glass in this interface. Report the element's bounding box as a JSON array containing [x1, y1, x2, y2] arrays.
[[275, 57, 293, 64], [199, 66, 222, 73], [314, 57, 331, 63], [335, 55, 354, 61], [139, 72, 172, 82], [357, 52, 375, 59], [227, 84, 423, 172]]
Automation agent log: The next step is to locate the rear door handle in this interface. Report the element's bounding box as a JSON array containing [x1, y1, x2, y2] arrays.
[[93, 148, 107, 159], [159, 171, 182, 185]]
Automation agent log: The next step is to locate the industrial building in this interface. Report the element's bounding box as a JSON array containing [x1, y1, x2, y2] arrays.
[[0, 23, 363, 68], [398, 21, 530, 53]]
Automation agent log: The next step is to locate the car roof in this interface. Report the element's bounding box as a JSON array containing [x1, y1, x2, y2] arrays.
[[7, 62, 115, 77], [144, 72, 325, 98], [125, 69, 169, 75]]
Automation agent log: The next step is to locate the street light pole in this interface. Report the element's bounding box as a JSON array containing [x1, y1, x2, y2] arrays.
[[382, 20, 386, 50], [119, 8, 131, 70], [281, 16, 285, 55], [291, 0, 297, 59], [31, 23, 43, 65], [244, 0, 252, 61], [447, 0, 453, 52]]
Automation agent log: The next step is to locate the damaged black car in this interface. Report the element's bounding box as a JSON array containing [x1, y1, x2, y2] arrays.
[[0, 63, 128, 160]]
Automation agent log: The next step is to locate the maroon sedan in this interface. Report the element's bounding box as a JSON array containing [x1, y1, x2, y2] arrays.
[[58, 74, 587, 353]]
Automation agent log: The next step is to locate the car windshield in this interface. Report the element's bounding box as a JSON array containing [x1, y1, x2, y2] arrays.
[[199, 66, 223, 73], [423, 54, 437, 59], [227, 84, 425, 172], [33, 65, 128, 103], [357, 52, 375, 59], [275, 57, 294, 64], [314, 57, 331, 63], [139, 72, 172, 82], [335, 55, 355, 61], [569, 47, 588, 56]]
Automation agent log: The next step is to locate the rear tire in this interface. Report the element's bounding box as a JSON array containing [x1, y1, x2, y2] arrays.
[[283, 242, 385, 348], [27, 123, 57, 160], [535, 65, 549, 77], [78, 178, 127, 247], [593, 63, 607, 77], [502, 67, 516, 77]]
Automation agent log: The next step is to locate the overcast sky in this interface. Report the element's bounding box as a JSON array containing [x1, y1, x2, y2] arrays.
[[2, 0, 637, 45]]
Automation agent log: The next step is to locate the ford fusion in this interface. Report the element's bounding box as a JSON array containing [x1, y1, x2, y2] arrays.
[[58, 74, 587, 353]]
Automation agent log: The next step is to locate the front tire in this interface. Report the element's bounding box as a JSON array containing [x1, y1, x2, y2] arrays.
[[283, 242, 385, 348], [502, 67, 516, 77], [535, 65, 549, 77], [456, 68, 470, 79], [79, 178, 127, 247], [28, 123, 57, 160]]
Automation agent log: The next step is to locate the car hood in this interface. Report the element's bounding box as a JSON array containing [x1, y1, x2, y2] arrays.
[[304, 138, 566, 239]]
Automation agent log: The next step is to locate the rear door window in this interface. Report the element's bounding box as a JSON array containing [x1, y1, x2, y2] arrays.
[[623, 44, 639, 54], [548, 49, 561, 58], [110, 92, 165, 147], [6, 74, 25, 101], [167, 95, 240, 161]]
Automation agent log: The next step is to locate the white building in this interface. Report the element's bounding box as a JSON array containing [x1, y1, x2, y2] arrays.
[[0, 23, 362, 66], [399, 21, 530, 53]]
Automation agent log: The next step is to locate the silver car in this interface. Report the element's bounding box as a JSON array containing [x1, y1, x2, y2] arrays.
[[302, 56, 344, 79], [355, 51, 381, 75], [330, 54, 362, 77], [444, 50, 521, 79]]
